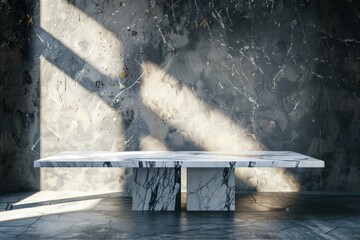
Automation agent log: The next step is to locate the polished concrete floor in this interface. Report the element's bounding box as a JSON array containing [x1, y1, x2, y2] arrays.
[[0, 192, 359, 239]]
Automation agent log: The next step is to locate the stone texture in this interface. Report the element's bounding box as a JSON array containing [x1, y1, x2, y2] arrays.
[[1, 0, 360, 193], [187, 168, 235, 211], [0, 0, 40, 192], [132, 168, 181, 211], [1, 191, 360, 239], [33, 151, 324, 168]]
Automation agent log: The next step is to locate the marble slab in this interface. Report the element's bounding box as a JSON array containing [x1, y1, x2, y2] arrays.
[[132, 168, 181, 211], [34, 151, 324, 168], [187, 168, 235, 211]]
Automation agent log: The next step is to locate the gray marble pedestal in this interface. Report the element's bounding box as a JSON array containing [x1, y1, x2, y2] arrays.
[[132, 168, 181, 211], [187, 168, 235, 211]]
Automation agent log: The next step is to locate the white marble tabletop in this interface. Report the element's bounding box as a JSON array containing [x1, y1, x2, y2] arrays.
[[34, 151, 324, 168]]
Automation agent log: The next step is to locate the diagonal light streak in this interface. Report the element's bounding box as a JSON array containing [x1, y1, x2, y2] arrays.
[[40, 0, 123, 77], [38, 1, 301, 192], [140, 61, 264, 152]]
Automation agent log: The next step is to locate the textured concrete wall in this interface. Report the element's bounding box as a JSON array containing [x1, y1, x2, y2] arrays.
[[1, 0, 359, 193], [0, 0, 40, 192]]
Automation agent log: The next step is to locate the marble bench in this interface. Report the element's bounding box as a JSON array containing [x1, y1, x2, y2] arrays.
[[34, 151, 324, 211]]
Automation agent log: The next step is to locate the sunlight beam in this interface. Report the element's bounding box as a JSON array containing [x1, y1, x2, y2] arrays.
[[40, 0, 123, 77], [140, 61, 300, 192], [140, 62, 263, 152], [0, 199, 101, 222], [39, 56, 127, 192]]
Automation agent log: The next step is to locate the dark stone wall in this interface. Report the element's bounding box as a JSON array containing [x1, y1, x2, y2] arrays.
[[0, 0, 359, 192], [311, 0, 360, 191], [0, 0, 39, 192]]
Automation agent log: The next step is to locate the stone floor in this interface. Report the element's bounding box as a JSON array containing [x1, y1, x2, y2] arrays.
[[0, 192, 359, 239]]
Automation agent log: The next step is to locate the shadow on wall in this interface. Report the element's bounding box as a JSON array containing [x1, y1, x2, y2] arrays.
[[36, 0, 324, 193], [65, 0, 360, 192], [38, 0, 264, 192], [0, 0, 40, 192], [5, 0, 359, 193]]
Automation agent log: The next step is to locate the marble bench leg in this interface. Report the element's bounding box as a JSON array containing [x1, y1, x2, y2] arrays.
[[132, 168, 181, 211], [187, 168, 235, 211]]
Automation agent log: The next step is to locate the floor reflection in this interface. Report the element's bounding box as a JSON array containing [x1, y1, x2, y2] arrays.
[[0, 192, 359, 239]]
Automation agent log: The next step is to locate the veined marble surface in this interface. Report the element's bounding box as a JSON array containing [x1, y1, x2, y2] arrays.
[[132, 168, 181, 211], [34, 151, 324, 168], [187, 168, 235, 211]]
